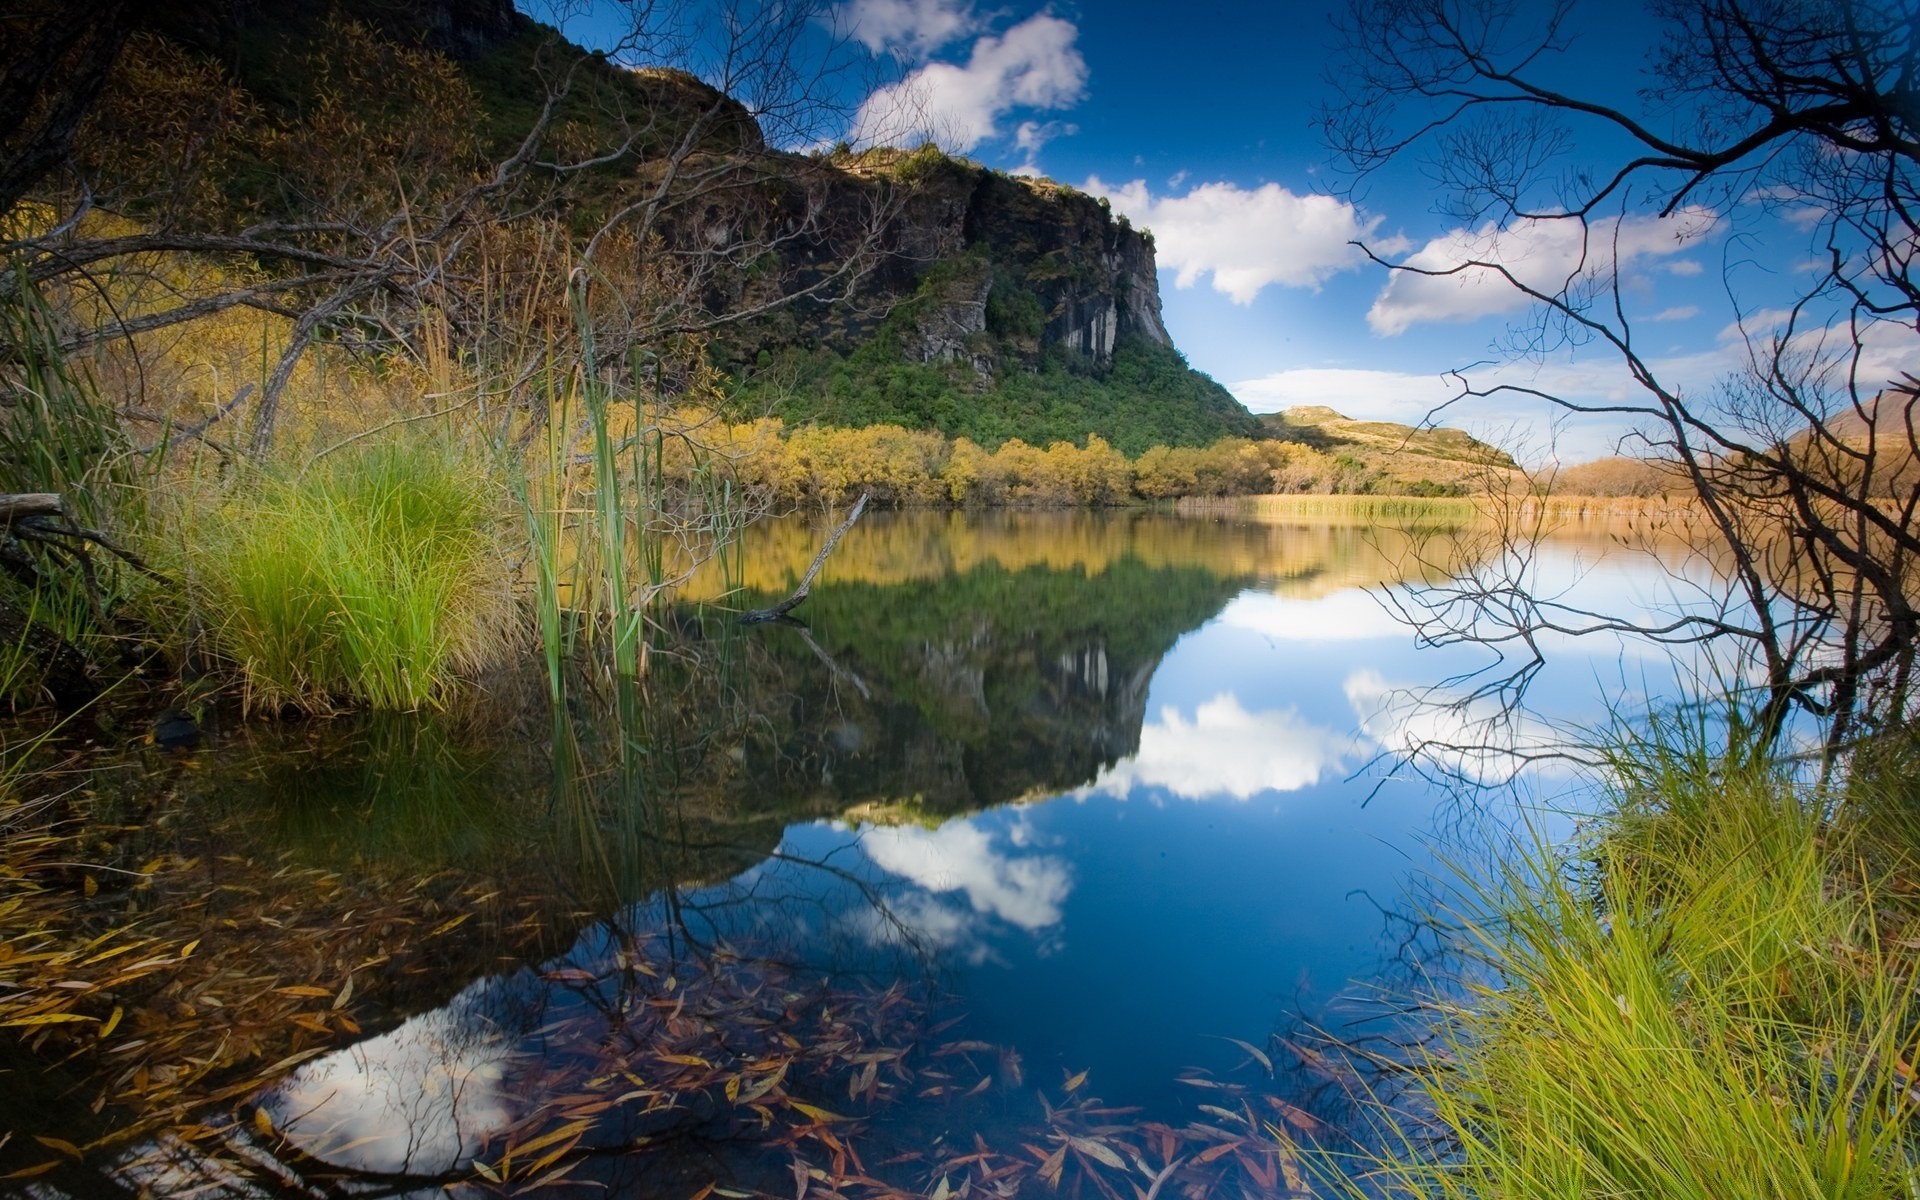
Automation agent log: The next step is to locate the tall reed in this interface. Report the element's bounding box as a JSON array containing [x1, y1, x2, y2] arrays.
[[0, 263, 156, 704]]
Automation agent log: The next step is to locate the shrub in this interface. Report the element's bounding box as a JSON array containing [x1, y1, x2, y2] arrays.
[[1551, 456, 1677, 497]]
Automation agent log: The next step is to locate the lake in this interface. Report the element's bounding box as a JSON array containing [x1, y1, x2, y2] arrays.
[[3, 507, 1709, 1198]]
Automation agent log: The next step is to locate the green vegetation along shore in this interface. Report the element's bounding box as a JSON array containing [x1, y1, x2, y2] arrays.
[[1323, 719, 1920, 1197]]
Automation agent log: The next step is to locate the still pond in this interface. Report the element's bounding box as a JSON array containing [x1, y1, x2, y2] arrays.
[[2, 508, 1707, 1198]]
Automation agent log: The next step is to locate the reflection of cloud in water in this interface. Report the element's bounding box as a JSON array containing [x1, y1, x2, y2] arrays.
[[1345, 668, 1569, 782], [841, 816, 1073, 963], [1089, 693, 1359, 800], [262, 993, 516, 1176], [1219, 591, 1408, 642], [861, 817, 1071, 932]]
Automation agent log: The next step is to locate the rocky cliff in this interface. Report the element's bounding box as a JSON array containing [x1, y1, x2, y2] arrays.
[[859, 160, 1171, 373], [137, 0, 1257, 450]]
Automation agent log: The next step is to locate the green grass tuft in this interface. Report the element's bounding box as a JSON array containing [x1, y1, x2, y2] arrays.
[[191, 436, 517, 711]]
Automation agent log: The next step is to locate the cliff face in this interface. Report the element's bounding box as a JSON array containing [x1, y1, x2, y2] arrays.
[[150, 1, 1254, 448], [830, 159, 1172, 375]]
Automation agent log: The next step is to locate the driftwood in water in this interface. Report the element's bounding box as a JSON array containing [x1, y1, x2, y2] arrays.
[[740, 493, 870, 625]]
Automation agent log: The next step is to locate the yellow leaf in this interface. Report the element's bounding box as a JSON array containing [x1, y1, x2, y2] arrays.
[[33, 1136, 82, 1160], [98, 1006, 123, 1039], [1063, 1069, 1088, 1093], [1215, 1036, 1274, 1077], [505, 1119, 591, 1164], [1, 1161, 60, 1181], [425, 913, 471, 938], [253, 1108, 274, 1137], [179, 940, 200, 959], [1039, 1145, 1067, 1188], [789, 1101, 848, 1124]]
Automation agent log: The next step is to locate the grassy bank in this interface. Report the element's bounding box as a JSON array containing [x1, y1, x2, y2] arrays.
[[1330, 722, 1920, 1198]]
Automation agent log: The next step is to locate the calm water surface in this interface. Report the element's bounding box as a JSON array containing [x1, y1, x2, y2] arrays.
[[29, 510, 1710, 1195]]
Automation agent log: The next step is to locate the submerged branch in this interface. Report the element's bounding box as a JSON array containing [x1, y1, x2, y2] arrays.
[[739, 493, 869, 625]]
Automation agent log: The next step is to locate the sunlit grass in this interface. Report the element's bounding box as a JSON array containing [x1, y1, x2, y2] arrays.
[[191, 435, 517, 711], [1330, 718, 1920, 1200]]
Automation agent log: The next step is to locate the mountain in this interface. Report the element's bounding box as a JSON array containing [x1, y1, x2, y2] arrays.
[[128, 0, 1261, 454]]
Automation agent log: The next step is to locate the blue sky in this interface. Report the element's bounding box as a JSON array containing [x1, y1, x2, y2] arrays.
[[535, 0, 1916, 463]]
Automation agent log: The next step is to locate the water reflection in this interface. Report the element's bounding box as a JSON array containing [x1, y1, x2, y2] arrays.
[[1085, 694, 1360, 801], [269, 993, 518, 1175], [30, 509, 1710, 1198]]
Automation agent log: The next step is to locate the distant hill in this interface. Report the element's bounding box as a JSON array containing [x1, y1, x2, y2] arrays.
[[1259, 406, 1518, 489]]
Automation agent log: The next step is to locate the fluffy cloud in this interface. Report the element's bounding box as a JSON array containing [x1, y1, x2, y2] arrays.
[[831, 0, 975, 57], [1344, 668, 1568, 784], [1218, 591, 1412, 643], [1084, 177, 1399, 304], [264, 992, 517, 1175], [861, 816, 1071, 932], [1086, 693, 1360, 800], [849, 14, 1085, 152], [1367, 208, 1723, 336]]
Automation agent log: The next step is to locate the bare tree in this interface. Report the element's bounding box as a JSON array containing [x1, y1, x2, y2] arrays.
[[0, 0, 898, 456], [1325, 0, 1920, 756]]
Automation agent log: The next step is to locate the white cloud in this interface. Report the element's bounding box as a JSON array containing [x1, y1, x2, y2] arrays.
[[1014, 119, 1070, 154], [861, 815, 1071, 932], [1085, 176, 1400, 304], [1651, 305, 1699, 322], [831, 0, 976, 57], [1663, 259, 1706, 277], [849, 14, 1086, 152], [264, 996, 517, 1175], [1344, 668, 1568, 783], [1226, 360, 1640, 461], [1086, 693, 1360, 800], [1218, 591, 1411, 642], [1367, 208, 1723, 336]]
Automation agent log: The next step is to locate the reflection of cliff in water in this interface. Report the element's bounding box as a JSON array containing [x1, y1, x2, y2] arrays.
[[169, 551, 1247, 913], [691, 555, 1244, 819]]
